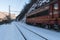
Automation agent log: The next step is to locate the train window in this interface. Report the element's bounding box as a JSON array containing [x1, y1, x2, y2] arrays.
[[54, 3, 58, 9], [27, 10, 49, 18], [36, 10, 49, 16]]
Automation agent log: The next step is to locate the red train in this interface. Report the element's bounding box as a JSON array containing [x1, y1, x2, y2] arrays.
[[26, 0, 60, 30]]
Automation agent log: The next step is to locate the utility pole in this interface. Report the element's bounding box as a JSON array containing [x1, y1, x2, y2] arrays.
[[8, 5, 11, 21], [9, 5, 11, 18]]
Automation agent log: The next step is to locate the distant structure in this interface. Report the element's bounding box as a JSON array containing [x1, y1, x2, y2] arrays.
[[0, 12, 16, 22]]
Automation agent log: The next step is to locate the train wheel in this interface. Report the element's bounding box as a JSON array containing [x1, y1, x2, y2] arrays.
[[45, 24, 49, 29], [53, 24, 60, 31], [45, 24, 53, 29], [47, 24, 54, 29], [41, 24, 45, 28], [36, 23, 40, 26], [39, 24, 42, 27], [48, 24, 51, 29], [58, 25, 60, 30], [54, 24, 59, 30], [33, 23, 36, 26], [38, 23, 43, 27]]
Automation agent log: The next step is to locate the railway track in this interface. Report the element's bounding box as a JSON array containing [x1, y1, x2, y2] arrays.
[[14, 23, 48, 40], [15, 24, 27, 40]]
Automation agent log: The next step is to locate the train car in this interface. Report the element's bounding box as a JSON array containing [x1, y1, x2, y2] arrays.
[[26, 0, 60, 30]]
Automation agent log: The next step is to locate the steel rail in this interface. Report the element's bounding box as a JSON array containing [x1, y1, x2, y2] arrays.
[[17, 23, 48, 40], [14, 24, 27, 40]]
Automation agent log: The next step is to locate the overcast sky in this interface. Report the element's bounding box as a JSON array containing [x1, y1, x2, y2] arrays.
[[0, 0, 29, 16]]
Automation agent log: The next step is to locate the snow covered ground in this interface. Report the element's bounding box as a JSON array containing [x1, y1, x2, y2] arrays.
[[0, 21, 60, 40], [0, 23, 25, 40], [14, 21, 60, 40]]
